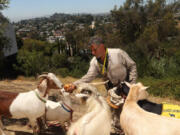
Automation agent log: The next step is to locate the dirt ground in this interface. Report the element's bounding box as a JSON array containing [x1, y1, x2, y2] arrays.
[[1, 76, 180, 135]]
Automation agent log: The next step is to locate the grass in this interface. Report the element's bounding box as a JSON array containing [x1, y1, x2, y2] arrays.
[[139, 76, 180, 101]]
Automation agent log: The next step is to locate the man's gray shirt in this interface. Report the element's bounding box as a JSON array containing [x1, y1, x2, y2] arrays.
[[74, 48, 137, 85]]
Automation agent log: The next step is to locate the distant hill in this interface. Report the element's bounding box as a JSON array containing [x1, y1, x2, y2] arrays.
[[16, 12, 110, 24]]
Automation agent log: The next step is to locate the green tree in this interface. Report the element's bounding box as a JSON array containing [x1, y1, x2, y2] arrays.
[[65, 31, 76, 56], [15, 50, 49, 76], [110, 0, 179, 79], [0, 0, 9, 10]]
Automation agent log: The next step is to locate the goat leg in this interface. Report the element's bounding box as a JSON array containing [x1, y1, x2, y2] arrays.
[[29, 119, 40, 135], [0, 117, 6, 135]]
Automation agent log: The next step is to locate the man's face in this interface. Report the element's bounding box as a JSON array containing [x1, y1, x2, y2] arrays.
[[90, 44, 105, 59]]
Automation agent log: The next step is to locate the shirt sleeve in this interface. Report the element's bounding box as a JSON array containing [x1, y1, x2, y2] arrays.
[[120, 50, 137, 84], [74, 58, 99, 85]]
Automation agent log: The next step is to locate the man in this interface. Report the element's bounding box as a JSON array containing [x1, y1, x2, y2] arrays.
[[65, 35, 137, 135]]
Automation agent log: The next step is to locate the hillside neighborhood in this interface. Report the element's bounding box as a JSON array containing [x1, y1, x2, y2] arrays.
[[14, 13, 111, 43]]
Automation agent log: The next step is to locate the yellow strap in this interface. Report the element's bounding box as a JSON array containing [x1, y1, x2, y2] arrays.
[[102, 48, 108, 75], [98, 48, 108, 75], [161, 102, 180, 118]]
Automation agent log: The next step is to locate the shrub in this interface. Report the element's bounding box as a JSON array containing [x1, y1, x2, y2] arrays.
[[55, 68, 69, 77], [51, 53, 69, 68], [147, 57, 166, 78], [69, 56, 89, 78], [139, 76, 180, 100], [15, 50, 49, 76]]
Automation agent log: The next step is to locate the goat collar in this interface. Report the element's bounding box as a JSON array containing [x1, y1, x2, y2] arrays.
[[62, 102, 73, 121], [106, 96, 119, 109], [34, 90, 47, 103]]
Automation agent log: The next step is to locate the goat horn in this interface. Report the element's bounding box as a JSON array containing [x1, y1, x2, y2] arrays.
[[38, 74, 48, 79], [89, 80, 109, 86]]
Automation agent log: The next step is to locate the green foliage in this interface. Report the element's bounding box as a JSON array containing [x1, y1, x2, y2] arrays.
[[15, 50, 49, 76], [137, 25, 160, 58], [55, 68, 69, 77], [15, 39, 50, 76], [15, 39, 90, 77], [22, 39, 46, 52], [0, 0, 9, 10], [51, 53, 69, 68], [68, 56, 89, 78], [139, 76, 180, 100], [111, 0, 178, 45], [109, 0, 180, 81], [147, 57, 166, 78]]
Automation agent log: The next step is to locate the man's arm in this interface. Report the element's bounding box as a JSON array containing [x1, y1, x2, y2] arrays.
[[64, 59, 99, 92], [74, 57, 99, 85], [120, 50, 137, 84]]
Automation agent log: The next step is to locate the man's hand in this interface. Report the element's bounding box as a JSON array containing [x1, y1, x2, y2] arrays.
[[64, 83, 76, 93]]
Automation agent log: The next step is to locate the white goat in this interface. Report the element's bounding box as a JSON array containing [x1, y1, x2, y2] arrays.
[[0, 73, 63, 135], [120, 82, 180, 135], [67, 83, 111, 135], [45, 88, 73, 125], [43, 81, 109, 129]]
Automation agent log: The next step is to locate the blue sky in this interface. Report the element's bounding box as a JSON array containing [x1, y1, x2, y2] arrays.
[[2, 0, 125, 22]]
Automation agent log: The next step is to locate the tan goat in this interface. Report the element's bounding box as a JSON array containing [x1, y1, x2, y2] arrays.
[[120, 82, 180, 135], [67, 83, 111, 135]]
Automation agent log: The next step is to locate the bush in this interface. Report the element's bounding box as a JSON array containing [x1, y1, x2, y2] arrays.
[[51, 53, 69, 68], [68, 56, 89, 78], [15, 50, 49, 76], [147, 57, 166, 78], [55, 68, 69, 77], [139, 76, 180, 100]]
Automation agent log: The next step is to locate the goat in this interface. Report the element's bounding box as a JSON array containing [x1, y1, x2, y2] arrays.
[[67, 83, 111, 135], [45, 88, 74, 126], [120, 82, 180, 135], [0, 72, 63, 135], [42, 80, 109, 130], [116, 82, 163, 114]]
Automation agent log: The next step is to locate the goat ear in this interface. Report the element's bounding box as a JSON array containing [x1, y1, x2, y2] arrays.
[[138, 89, 149, 100], [124, 81, 131, 88], [142, 86, 149, 91], [38, 79, 48, 92]]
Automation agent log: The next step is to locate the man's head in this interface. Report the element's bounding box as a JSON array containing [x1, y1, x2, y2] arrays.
[[88, 36, 106, 62]]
